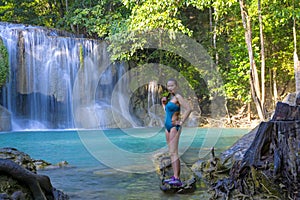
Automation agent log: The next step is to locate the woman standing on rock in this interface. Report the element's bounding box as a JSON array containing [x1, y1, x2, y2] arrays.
[[161, 78, 192, 186]]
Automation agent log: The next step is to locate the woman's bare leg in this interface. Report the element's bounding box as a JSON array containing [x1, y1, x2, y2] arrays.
[[167, 128, 181, 178]]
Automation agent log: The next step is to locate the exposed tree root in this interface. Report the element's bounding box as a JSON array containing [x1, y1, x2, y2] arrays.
[[0, 158, 54, 200]]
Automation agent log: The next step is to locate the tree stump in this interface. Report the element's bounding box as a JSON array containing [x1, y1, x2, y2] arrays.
[[230, 102, 300, 199], [210, 102, 300, 199]]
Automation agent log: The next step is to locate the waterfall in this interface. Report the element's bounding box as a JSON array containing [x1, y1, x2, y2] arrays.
[[147, 81, 163, 127], [0, 22, 137, 130]]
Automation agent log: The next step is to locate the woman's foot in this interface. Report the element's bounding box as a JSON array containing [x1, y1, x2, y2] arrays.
[[167, 177, 182, 187], [163, 176, 175, 184]]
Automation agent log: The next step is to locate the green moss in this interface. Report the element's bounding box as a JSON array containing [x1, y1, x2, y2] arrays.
[[0, 175, 32, 200], [79, 44, 84, 69], [0, 38, 9, 87]]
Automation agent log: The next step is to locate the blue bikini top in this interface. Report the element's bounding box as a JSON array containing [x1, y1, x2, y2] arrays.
[[165, 101, 180, 113]]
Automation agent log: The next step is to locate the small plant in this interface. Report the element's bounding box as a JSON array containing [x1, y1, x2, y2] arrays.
[[0, 38, 9, 87]]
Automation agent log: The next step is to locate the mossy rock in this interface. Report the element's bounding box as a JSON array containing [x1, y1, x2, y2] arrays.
[[0, 175, 32, 200]]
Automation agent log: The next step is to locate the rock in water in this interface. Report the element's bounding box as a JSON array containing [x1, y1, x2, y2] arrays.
[[152, 151, 196, 194], [0, 147, 70, 200]]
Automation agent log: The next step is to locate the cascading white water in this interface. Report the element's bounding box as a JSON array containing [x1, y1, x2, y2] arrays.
[[147, 81, 163, 127], [0, 22, 138, 130]]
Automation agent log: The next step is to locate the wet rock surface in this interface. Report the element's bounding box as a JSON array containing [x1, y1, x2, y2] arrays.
[[152, 151, 197, 194], [0, 147, 69, 200], [0, 106, 11, 132]]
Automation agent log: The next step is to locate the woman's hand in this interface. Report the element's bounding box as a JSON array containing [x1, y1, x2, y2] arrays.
[[161, 97, 167, 105], [173, 120, 183, 126]]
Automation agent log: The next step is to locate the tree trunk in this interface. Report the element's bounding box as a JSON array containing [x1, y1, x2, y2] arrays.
[[239, 0, 265, 120], [247, 102, 251, 122], [209, 7, 213, 45], [293, 6, 300, 93], [234, 102, 300, 199], [273, 68, 278, 103], [65, 0, 68, 12], [210, 102, 300, 199], [258, 0, 266, 108], [209, 6, 219, 66], [213, 11, 219, 66], [294, 51, 300, 92]]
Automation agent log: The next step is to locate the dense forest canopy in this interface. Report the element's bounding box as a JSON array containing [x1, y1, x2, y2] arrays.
[[0, 0, 299, 120]]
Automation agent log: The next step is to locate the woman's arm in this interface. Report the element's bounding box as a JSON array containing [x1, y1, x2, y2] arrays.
[[176, 94, 192, 125], [161, 96, 167, 112]]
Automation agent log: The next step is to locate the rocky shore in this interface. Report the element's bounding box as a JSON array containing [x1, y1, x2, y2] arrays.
[[152, 125, 258, 197], [0, 147, 69, 200]]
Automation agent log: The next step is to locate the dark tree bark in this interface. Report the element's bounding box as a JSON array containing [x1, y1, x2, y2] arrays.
[[209, 101, 300, 199], [0, 158, 54, 200], [231, 102, 300, 199]]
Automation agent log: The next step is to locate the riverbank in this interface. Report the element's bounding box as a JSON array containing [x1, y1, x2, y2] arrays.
[[200, 116, 261, 129]]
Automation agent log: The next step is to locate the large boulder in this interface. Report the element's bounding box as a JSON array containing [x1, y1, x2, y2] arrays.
[[0, 105, 11, 131]]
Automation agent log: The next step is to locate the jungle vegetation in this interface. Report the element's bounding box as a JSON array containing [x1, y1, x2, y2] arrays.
[[0, 0, 299, 121]]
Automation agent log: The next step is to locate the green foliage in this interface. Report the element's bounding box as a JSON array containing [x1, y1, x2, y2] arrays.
[[145, 49, 209, 99], [0, 0, 62, 27], [127, 0, 191, 35], [210, 0, 298, 105], [0, 38, 9, 87], [222, 9, 253, 103], [79, 44, 84, 68], [108, 0, 193, 61], [61, 0, 129, 38], [0, 0, 299, 115]]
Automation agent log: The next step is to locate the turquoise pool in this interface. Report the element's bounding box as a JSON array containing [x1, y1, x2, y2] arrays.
[[0, 127, 249, 199]]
